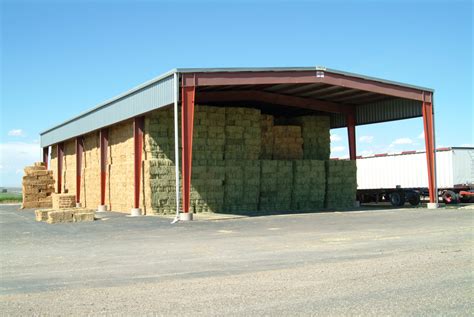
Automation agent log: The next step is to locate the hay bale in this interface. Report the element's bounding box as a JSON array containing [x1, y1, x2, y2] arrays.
[[225, 107, 261, 160], [223, 160, 260, 213], [287, 116, 330, 160], [272, 125, 304, 160], [292, 160, 326, 210], [259, 160, 293, 211], [52, 193, 76, 209], [325, 160, 357, 208], [46, 210, 75, 224], [35, 209, 50, 221], [73, 212, 95, 222]]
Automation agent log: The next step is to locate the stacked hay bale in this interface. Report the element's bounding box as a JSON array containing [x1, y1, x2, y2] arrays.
[[193, 105, 225, 162], [144, 107, 176, 160], [35, 207, 95, 224], [140, 106, 339, 215], [190, 106, 226, 213], [325, 160, 357, 209], [108, 122, 134, 212], [225, 107, 261, 160], [260, 114, 274, 159], [292, 160, 326, 210], [191, 161, 225, 213], [146, 158, 177, 214], [272, 125, 304, 160], [62, 140, 76, 195], [259, 160, 293, 211], [50, 145, 58, 192], [288, 116, 330, 160], [52, 193, 76, 209], [21, 162, 54, 209], [144, 106, 228, 214], [223, 160, 260, 213], [82, 132, 101, 209], [144, 108, 178, 214]]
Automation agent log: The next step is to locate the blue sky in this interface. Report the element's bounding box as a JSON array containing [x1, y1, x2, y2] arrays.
[[1, 0, 472, 187]]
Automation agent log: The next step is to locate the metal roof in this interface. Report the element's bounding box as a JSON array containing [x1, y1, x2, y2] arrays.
[[177, 67, 434, 93], [40, 66, 434, 147]]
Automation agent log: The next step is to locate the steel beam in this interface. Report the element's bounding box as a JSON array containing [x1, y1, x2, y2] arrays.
[[133, 117, 144, 209], [99, 129, 108, 207], [42, 147, 49, 170], [57, 143, 64, 193], [181, 85, 195, 214], [75, 137, 84, 205], [196, 90, 352, 114], [347, 112, 357, 160], [422, 100, 436, 203], [183, 71, 431, 102]]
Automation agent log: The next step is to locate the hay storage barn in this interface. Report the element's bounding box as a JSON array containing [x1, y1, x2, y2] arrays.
[[40, 67, 437, 219]]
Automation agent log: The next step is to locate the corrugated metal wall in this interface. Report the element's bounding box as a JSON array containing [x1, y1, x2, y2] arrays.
[[330, 98, 422, 128], [41, 74, 174, 147]]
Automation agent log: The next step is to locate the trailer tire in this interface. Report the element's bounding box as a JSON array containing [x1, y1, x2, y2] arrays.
[[442, 190, 459, 204], [407, 192, 421, 206], [390, 192, 405, 207]]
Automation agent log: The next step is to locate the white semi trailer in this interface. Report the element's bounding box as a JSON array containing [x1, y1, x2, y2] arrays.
[[356, 147, 474, 206]]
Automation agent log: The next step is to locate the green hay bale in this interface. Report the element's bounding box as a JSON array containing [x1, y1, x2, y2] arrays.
[[325, 160, 357, 209]]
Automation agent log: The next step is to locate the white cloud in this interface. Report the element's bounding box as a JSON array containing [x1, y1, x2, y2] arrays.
[[331, 146, 345, 153], [0, 142, 41, 186], [8, 129, 25, 137], [330, 133, 342, 142], [418, 131, 424, 139], [359, 135, 374, 143], [392, 138, 413, 145]]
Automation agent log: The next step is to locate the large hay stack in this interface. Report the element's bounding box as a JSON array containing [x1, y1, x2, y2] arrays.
[[43, 104, 356, 215], [21, 162, 54, 209]]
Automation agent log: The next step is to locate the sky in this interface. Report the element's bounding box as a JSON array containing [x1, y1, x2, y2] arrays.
[[1, 0, 472, 187]]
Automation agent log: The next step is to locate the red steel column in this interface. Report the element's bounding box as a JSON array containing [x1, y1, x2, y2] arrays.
[[133, 117, 144, 209], [181, 85, 196, 213], [100, 129, 109, 207], [347, 111, 356, 160], [76, 137, 84, 205], [42, 147, 49, 170], [57, 143, 64, 193], [422, 99, 436, 203]]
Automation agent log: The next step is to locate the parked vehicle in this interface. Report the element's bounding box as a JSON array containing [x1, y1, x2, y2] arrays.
[[356, 147, 474, 206]]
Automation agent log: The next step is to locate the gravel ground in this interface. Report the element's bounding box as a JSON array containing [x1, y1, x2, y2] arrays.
[[0, 204, 472, 316]]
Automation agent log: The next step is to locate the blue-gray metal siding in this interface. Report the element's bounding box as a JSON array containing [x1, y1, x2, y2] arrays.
[[330, 98, 422, 129], [41, 74, 174, 147]]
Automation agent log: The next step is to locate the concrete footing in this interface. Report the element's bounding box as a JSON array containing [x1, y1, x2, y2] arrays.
[[76, 202, 82, 208], [427, 203, 439, 209], [130, 208, 142, 217], [97, 205, 107, 212], [180, 212, 193, 221]]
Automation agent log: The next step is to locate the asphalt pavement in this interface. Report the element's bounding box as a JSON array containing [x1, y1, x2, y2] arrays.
[[0, 204, 472, 316]]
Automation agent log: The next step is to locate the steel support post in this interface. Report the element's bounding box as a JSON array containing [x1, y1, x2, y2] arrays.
[[181, 85, 195, 218], [173, 72, 180, 222], [422, 100, 436, 204], [57, 143, 64, 193], [75, 137, 83, 207], [132, 117, 144, 216], [99, 129, 108, 211], [347, 112, 357, 160], [42, 147, 49, 170]]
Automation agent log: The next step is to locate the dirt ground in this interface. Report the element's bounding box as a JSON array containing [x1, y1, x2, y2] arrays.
[[0, 204, 472, 316]]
